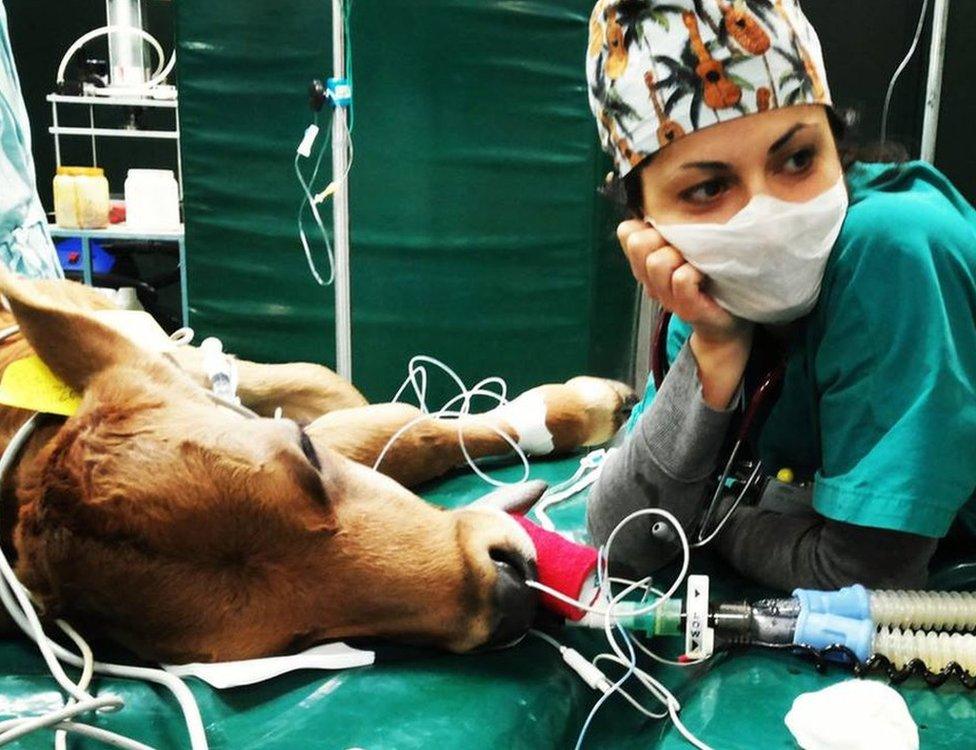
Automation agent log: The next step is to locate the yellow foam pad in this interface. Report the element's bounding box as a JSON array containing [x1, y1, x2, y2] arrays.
[[0, 356, 81, 416]]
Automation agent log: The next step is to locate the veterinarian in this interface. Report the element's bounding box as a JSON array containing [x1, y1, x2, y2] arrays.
[[0, 0, 62, 279], [585, 0, 976, 590]]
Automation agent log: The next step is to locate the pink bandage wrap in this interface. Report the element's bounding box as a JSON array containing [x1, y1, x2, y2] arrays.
[[512, 515, 598, 621]]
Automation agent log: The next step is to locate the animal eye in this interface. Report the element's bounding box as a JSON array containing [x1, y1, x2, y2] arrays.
[[680, 178, 728, 204], [783, 147, 816, 174], [299, 429, 321, 471]]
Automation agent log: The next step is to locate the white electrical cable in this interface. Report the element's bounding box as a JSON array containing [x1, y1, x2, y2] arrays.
[[53, 617, 97, 750], [527, 510, 689, 619], [0, 415, 209, 750], [525, 507, 713, 749], [295, 102, 356, 286], [30, 722, 156, 750], [586, 550, 685, 747], [534, 450, 608, 530], [600, 579, 705, 668], [56, 26, 165, 85], [295, 116, 336, 286], [668, 700, 714, 750], [0, 697, 123, 744], [530, 631, 668, 721], [881, 0, 931, 143], [373, 356, 532, 488], [0, 421, 95, 705]]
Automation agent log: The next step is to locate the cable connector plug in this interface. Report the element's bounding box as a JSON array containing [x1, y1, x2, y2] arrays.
[[560, 647, 613, 694], [296, 124, 320, 158]]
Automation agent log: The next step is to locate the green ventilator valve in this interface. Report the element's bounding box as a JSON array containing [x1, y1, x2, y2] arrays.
[[569, 595, 684, 637], [616, 598, 684, 636]]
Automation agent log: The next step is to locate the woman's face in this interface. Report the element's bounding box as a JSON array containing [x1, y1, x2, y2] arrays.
[[638, 104, 843, 225]]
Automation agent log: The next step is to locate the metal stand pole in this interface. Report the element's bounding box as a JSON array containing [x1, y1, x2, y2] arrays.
[[921, 0, 950, 163], [332, 0, 352, 380]]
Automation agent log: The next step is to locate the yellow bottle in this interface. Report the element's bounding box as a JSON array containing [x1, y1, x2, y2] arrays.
[[53, 166, 110, 229]]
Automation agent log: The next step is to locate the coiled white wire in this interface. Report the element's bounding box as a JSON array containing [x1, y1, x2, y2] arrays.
[[376, 359, 710, 741], [295, 116, 335, 286], [533, 450, 607, 531], [373, 355, 531, 488], [0, 415, 208, 749], [527, 507, 713, 750], [295, 107, 355, 287]]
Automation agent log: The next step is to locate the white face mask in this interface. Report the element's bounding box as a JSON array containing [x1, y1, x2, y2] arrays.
[[649, 177, 849, 324]]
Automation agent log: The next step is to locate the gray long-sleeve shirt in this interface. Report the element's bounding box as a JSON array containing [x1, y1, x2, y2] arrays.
[[587, 342, 936, 591]]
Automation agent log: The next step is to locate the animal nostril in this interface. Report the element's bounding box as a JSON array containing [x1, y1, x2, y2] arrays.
[[483, 548, 538, 650], [489, 547, 534, 582]]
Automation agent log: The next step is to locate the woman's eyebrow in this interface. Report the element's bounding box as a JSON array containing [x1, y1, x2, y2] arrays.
[[768, 123, 812, 154], [680, 160, 731, 172]]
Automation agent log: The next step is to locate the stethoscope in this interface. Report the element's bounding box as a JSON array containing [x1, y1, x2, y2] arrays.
[[651, 309, 788, 546]]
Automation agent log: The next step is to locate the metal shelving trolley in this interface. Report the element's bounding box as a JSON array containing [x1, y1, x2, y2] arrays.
[[47, 92, 187, 326]]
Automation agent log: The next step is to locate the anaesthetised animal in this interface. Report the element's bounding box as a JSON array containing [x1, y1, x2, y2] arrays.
[[0, 273, 635, 662]]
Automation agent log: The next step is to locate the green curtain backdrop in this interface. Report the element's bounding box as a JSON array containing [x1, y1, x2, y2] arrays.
[[169, 0, 976, 402], [174, 0, 633, 403]]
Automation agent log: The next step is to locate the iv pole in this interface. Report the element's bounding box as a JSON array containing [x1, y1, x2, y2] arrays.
[[332, 0, 352, 380], [920, 0, 950, 163]]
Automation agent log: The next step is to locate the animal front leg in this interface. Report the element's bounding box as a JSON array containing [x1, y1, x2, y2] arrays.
[[488, 377, 637, 454], [304, 403, 516, 487], [166, 347, 367, 421], [305, 377, 636, 487]]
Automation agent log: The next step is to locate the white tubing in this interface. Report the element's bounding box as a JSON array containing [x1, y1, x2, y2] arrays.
[[0, 416, 209, 749], [871, 590, 976, 633], [375, 355, 531, 488], [57, 26, 165, 85], [873, 627, 976, 673]]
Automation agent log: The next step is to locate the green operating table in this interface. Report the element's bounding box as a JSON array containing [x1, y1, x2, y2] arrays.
[[2, 456, 974, 749]]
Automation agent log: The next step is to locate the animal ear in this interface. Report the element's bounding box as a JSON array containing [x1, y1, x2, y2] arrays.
[[0, 270, 159, 392]]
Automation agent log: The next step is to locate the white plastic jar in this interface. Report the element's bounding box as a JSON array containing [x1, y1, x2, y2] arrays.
[[53, 166, 110, 229], [125, 169, 180, 229]]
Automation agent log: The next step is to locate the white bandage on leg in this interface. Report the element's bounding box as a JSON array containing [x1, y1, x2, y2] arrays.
[[493, 392, 554, 456]]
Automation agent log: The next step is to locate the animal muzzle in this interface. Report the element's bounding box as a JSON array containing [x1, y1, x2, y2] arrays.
[[483, 548, 538, 649], [464, 482, 548, 649]]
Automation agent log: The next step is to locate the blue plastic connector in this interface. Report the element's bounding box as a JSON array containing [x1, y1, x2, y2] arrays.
[[793, 584, 871, 620], [792, 611, 874, 662], [327, 77, 352, 107]]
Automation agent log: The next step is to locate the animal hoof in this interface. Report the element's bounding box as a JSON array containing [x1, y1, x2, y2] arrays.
[[564, 376, 638, 445]]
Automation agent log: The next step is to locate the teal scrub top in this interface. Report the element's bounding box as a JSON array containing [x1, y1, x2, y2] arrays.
[[627, 161, 976, 539], [0, 0, 62, 279]]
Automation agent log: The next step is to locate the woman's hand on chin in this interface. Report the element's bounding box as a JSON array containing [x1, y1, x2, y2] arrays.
[[616, 219, 752, 409]]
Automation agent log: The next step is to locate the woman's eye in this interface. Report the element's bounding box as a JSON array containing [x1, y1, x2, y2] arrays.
[[680, 178, 728, 204], [783, 147, 815, 174]]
